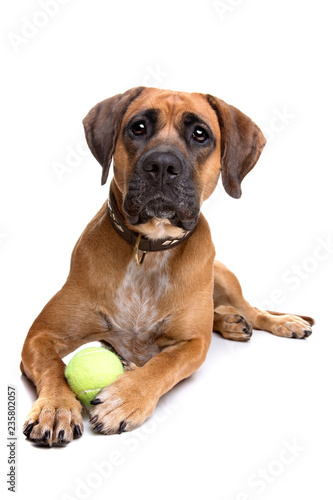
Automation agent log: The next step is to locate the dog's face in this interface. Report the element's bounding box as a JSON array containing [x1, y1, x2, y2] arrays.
[[83, 87, 266, 236], [115, 89, 223, 232]]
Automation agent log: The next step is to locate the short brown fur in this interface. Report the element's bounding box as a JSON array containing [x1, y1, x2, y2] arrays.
[[21, 88, 313, 446]]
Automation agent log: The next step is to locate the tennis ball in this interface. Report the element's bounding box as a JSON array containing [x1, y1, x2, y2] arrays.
[[65, 347, 124, 407]]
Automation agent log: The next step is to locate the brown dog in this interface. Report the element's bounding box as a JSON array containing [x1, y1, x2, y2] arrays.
[[21, 87, 314, 446]]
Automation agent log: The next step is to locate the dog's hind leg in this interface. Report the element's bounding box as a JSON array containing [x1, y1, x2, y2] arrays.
[[214, 305, 253, 341], [213, 260, 314, 341]]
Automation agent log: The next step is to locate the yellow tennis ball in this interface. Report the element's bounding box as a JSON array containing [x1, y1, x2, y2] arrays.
[[65, 347, 124, 407]]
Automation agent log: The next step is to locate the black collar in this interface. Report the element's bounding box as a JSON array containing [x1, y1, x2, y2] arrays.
[[107, 192, 195, 254]]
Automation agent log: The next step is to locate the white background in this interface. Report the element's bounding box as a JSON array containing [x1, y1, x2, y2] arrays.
[[1, 0, 332, 499]]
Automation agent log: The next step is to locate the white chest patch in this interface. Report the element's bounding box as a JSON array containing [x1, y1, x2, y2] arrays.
[[108, 252, 170, 365]]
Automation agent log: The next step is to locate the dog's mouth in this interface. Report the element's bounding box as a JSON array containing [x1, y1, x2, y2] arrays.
[[123, 197, 199, 231]]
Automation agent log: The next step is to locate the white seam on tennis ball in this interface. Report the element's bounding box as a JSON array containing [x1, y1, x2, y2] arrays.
[[78, 388, 102, 395]]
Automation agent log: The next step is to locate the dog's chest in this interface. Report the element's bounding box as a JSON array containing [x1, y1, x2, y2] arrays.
[[107, 253, 170, 365]]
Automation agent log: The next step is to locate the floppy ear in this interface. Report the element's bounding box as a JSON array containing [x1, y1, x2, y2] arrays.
[[83, 87, 144, 185], [207, 95, 266, 198]]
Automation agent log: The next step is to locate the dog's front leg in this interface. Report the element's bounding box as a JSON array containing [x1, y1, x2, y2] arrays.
[[21, 328, 84, 446], [89, 296, 213, 435], [21, 287, 106, 446]]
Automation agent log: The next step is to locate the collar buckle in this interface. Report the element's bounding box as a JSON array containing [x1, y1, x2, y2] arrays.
[[134, 233, 147, 266]]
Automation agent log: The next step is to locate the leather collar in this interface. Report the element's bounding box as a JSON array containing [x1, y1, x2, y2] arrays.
[[107, 191, 195, 253]]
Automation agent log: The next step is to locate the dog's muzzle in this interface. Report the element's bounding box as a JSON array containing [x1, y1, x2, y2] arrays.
[[123, 147, 200, 230]]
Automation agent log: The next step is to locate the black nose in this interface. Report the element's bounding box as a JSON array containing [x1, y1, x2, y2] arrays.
[[142, 150, 184, 181]]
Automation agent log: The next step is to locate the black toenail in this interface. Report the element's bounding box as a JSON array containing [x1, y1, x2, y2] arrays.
[[23, 423, 34, 437], [304, 330, 312, 337], [44, 430, 51, 440], [291, 332, 297, 338], [118, 421, 126, 434], [74, 424, 82, 437], [236, 316, 245, 323], [90, 415, 98, 425], [93, 423, 103, 432], [58, 430, 64, 441], [90, 398, 102, 405]]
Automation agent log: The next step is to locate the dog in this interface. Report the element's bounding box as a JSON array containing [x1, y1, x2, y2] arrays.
[[21, 87, 314, 446]]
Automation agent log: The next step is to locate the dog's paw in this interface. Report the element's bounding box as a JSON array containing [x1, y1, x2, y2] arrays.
[[23, 394, 83, 446], [214, 312, 253, 341], [89, 371, 156, 435], [270, 314, 313, 339]]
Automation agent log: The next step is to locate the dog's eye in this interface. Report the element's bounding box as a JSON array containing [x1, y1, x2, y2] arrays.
[[131, 121, 147, 136], [192, 127, 208, 143]]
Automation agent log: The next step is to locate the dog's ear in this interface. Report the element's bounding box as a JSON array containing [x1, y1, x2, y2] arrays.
[[207, 95, 266, 199], [83, 87, 144, 185]]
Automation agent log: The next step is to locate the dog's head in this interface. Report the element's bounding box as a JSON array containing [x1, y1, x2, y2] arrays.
[[83, 87, 266, 237]]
